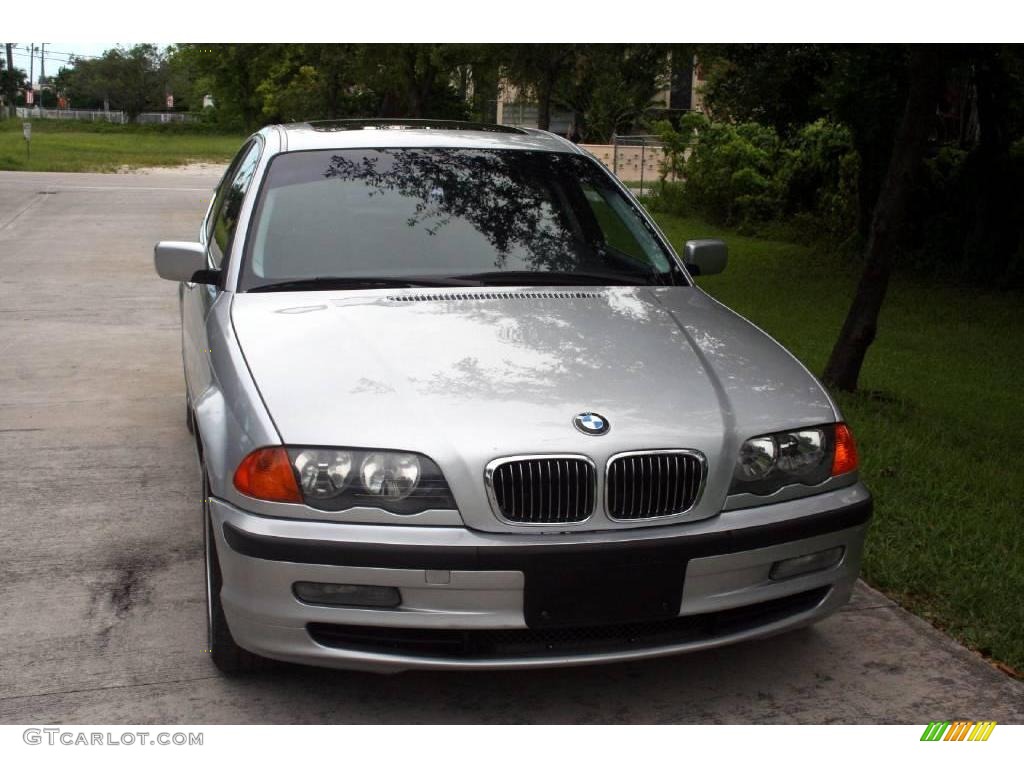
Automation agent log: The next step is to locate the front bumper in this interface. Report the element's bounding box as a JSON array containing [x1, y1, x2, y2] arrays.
[[211, 483, 871, 672]]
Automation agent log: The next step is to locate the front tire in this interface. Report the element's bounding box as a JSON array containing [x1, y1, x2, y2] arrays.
[[203, 466, 267, 674]]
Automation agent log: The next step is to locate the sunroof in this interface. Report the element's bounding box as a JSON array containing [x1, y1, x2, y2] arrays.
[[301, 119, 526, 135]]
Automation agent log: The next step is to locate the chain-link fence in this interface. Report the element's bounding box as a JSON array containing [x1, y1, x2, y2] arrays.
[[611, 134, 667, 196], [581, 134, 669, 196]]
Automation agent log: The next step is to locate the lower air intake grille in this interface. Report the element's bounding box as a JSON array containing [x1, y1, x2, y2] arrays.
[[307, 587, 830, 660], [606, 451, 705, 520], [487, 456, 595, 524]]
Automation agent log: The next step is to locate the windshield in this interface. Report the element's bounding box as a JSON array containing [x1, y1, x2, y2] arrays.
[[239, 148, 685, 291]]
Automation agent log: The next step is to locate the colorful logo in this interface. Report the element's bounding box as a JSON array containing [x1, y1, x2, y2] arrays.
[[572, 411, 610, 436], [920, 721, 997, 741]]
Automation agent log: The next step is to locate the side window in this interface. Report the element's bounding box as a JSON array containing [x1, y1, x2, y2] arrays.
[[208, 140, 263, 269], [581, 182, 670, 271], [205, 144, 248, 245]]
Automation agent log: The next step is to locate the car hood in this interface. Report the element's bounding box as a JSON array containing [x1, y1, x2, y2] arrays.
[[231, 286, 836, 532]]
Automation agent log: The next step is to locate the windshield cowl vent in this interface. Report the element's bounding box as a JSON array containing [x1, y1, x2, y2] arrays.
[[386, 290, 603, 303]]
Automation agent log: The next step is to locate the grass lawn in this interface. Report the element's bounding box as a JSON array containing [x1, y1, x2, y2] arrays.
[[652, 211, 1024, 675], [0, 119, 245, 172]]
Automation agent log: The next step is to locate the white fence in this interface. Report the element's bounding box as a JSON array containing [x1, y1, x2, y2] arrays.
[[14, 107, 195, 124]]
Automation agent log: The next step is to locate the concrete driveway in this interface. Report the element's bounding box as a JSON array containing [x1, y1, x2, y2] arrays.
[[0, 169, 1020, 724]]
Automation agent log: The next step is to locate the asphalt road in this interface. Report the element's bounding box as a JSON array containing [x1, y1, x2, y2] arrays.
[[0, 169, 1021, 724]]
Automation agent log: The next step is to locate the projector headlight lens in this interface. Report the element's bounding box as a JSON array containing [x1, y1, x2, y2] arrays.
[[776, 429, 825, 474], [293, 449, 353, 499], [360, 452, 421, 500], [734, 436, 777, 481]]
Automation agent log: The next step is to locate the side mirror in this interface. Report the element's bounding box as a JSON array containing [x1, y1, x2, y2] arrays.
[[153, 241, 218, 284], [683, 239, 728, 276]]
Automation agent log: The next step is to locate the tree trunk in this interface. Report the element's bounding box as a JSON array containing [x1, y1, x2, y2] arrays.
[[323, 60, 342, 120], [536, 73, 553, 131], [325, 74, 339, 120], [853, 143, 883, 239], [822, 47, 945, 392], [568, 109, 584, 143], [238, 65, 258, 131], [404, 51, 422, 118]]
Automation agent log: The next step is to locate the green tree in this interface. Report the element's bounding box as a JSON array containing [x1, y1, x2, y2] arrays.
[[699, 44, 834, 134], [698, 44, 1024, 390], [822, 47, 947, 390], [176, 44, 475, 127], [555, 44, 675, 142], [356, 44, 469, 119], [173, 44, 278, 130], [62, 45, 170, 120], [700, 44, 908, 238], [501, 44, 576, 131], [255, 44, 370, 123], [444, 44, 502, 123], [2, 48, 27, 116]]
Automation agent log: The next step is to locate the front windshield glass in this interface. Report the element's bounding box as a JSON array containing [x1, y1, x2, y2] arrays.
[[240, 148, 684, 290]]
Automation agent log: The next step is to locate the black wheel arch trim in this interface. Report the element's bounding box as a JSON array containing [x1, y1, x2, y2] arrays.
[[221, 497, 872, 571]]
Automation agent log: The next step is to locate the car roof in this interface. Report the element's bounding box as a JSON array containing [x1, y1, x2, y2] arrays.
[[265, 119, 583, 155]]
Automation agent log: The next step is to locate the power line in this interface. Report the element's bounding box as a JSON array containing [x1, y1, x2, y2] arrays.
[[44, 48, 101, 59], [8, 49, 82, 74], [17, 44, 99, 59], [7, 44, 100, 69], [6, 43, 176, 80], [12, 43, 174, 60]]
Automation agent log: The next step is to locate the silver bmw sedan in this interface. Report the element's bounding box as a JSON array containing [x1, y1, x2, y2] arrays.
[[154, 119, 871, 674]]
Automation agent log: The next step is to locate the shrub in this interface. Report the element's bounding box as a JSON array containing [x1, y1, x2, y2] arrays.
[[652, 116, 858, 243], [652, 115, 1023, 282], [778, 120, 859, 242]]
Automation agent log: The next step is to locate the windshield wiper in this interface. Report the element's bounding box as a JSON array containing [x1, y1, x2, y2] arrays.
[[451, 270, 654, 287], [247, 275, 481, 293]]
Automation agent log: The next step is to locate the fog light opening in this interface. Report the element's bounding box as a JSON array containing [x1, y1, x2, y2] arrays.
[[293, 582, 402, 608], [769, 546, 845, 581]]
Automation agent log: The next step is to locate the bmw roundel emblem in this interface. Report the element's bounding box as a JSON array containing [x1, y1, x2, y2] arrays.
[[573, 411, 610, 436]]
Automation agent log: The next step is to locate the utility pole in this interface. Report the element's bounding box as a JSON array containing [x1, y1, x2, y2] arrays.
[[28, 44, 36, 106], [39, 43, 45, 109], [5, 43, 15, 117]]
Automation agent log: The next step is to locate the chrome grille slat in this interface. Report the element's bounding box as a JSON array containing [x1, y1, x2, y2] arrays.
[[527, 461, 535, 521], [626, 456, 634, 519], [672, 454, 681, 511], [644, 455, 653, 517], [656, 455, 666, 516], [606, 451, 704, 520], [488, 456, 595, 524]]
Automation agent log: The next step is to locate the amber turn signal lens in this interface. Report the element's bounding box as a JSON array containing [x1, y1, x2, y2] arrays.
[[832, 423, 859, 476], [234, 447, 302, 503]]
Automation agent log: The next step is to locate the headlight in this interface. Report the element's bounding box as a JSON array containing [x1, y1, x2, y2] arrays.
[[235, 446, 456, 514], [293, 449, 353, 499], [734, 436, 777, 481], [776, 430, 824, 473], [360, 452, 420, 500], [292, 448, 452, 513], [729, 423, 855, 496]]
